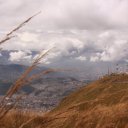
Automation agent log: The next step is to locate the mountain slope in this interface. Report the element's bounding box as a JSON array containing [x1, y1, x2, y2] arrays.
[[41, 73, 128, 128]]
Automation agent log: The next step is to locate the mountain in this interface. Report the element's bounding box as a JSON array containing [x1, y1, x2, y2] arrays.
[[0, 64, 90, 110], [0, 64, 49, 81], [0, 64, 47, 95], [0, 64, 27, 81], [40, 73, 128, 128]]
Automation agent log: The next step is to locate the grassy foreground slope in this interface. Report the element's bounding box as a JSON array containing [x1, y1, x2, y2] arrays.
[[42, 73, 128, 128]]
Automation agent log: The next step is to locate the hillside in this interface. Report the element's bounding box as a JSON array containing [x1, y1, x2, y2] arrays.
[[41, 73, 128, 128]]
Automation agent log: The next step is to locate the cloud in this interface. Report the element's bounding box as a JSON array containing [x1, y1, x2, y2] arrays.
[[1, 0, 128, 30], [3, 29, 128, 64], [9, 50, 32, 62], [0, 0, 128, 65], [33, 51, 61, 65], [75, 56, 87, 61], [18, 32, 39, 42], [90, 56, 99, 62], [94, 31, 128, 61]]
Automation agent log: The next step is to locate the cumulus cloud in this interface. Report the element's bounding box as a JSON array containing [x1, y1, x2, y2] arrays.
[[90, 56, 99, 62], [9, 50, 32, 62], [0, 0, 128, 65], [33, 51, 61, 65], [75, 56, 87, 61], [93, 31, 128, 62], [18, 32, 39, 42], [4, 29, 128, 64]]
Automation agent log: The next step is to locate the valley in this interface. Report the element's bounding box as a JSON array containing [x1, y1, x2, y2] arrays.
[[0, 64, 91, 111]]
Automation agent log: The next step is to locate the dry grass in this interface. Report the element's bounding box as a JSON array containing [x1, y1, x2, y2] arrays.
[[0, 11, 73, 128], [0, 12, 69, 127], [0, 109, 44, 128], [0, 12, 55, 122]]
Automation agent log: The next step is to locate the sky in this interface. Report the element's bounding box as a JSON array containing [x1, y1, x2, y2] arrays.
[[0, 0, 128, 76]]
